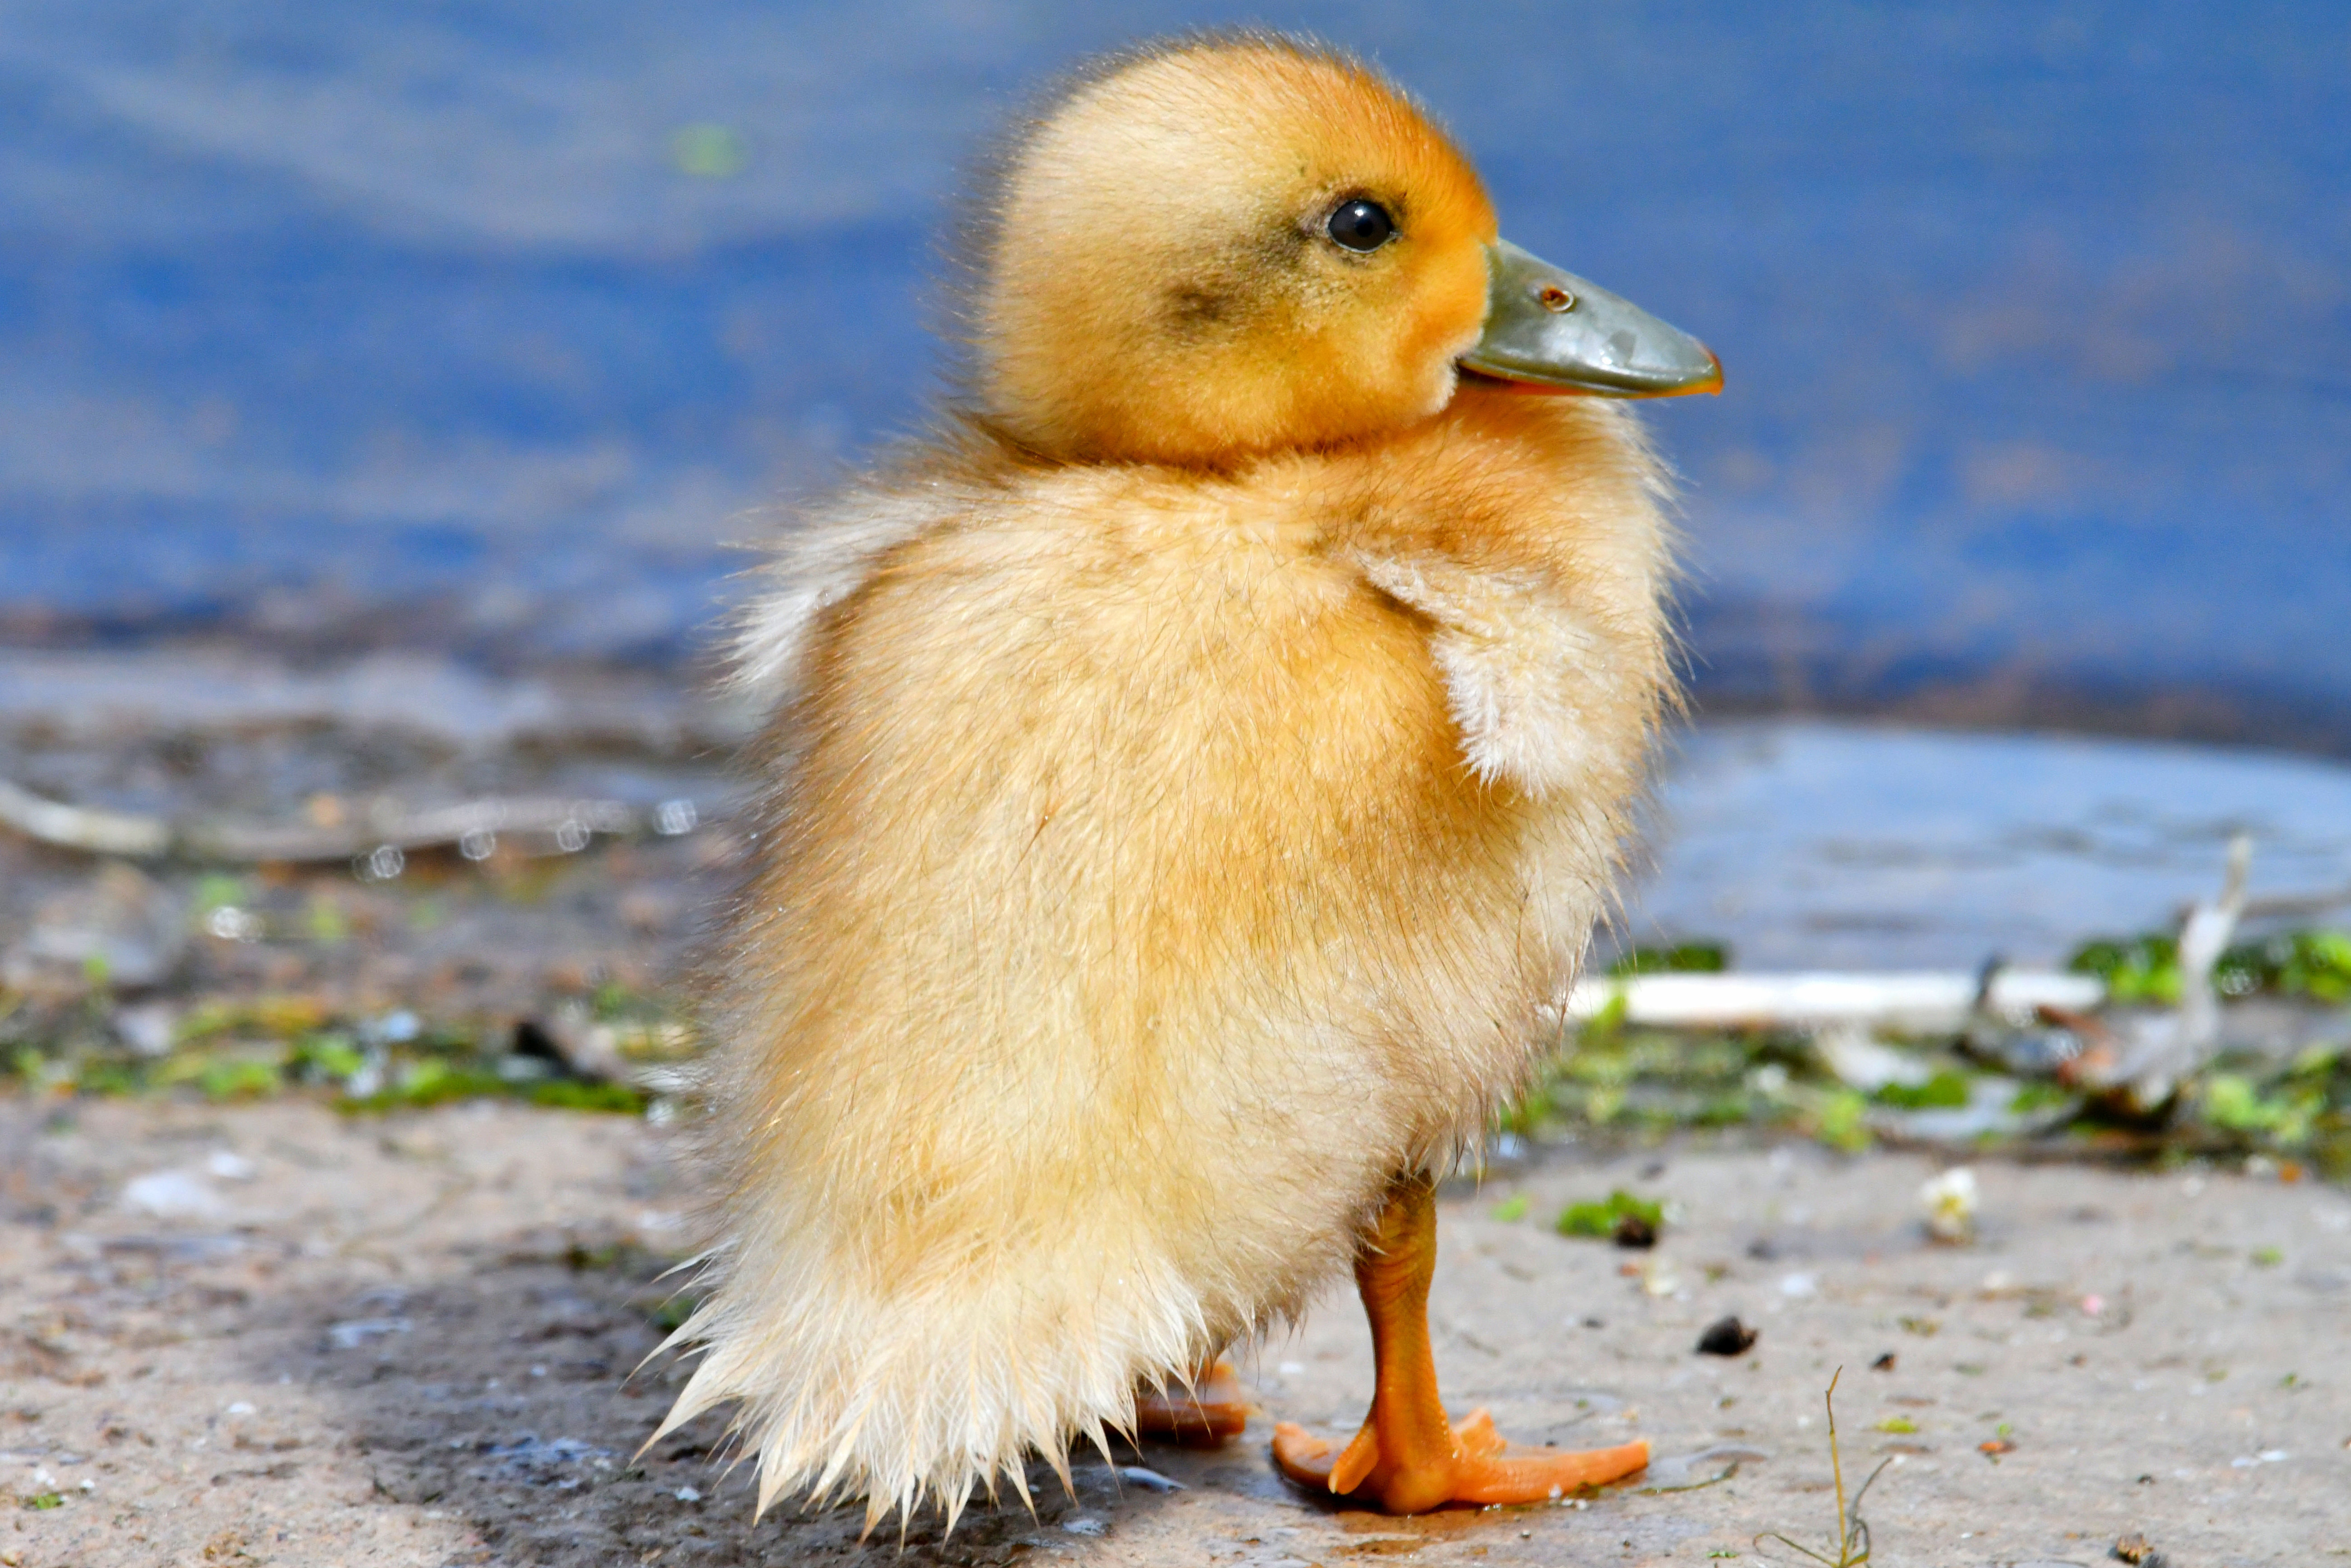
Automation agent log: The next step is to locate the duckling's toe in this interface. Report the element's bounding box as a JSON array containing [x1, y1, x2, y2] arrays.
[[1443, 1412, 1650, 1506], [1272, 1410, 1647, 1511], [1132, 1358, 1252, 1446], [1269, 1420, 1374, 1492]]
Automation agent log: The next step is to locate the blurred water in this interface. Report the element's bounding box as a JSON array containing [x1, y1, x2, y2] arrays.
[[1622, 721, 2351, 969], [1, 2, 2346, 732]]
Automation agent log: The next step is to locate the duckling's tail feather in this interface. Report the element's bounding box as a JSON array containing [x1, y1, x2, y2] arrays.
[[652, 1202, 1245, 1531]]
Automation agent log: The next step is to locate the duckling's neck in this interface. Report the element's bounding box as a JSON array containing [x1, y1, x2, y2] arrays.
[[1260, 384, 1657, 543], [944, 386, 1661, 611]]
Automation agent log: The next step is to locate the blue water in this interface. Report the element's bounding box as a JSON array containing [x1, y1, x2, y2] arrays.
[[1622, 721, 2351, 969], [3, 3, 2347, 727]]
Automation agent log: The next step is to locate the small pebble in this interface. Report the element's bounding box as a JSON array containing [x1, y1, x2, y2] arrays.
[[1695, 1316, 1757, 1356], [1116, 1465, 1183, 1493]]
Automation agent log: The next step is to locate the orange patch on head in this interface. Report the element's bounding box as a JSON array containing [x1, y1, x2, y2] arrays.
[[977, 39, 1497, 465]]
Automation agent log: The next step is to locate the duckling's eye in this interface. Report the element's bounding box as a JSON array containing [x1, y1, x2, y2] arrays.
[[1327, 199, 1395, 252]]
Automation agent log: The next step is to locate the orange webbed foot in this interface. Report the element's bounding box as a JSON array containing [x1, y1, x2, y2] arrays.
[[1133, 1358, 1252, 1446], [1273, 1410, 1647, 1511], [1270, 1174, 1649, 1513]]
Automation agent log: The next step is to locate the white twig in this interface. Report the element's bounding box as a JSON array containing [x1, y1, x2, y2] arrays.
[[0, 778, 708, 865], [1563, 970, 2105, 1033], [2124, 832, 2253, 1109], [0, 778, 172, 857]]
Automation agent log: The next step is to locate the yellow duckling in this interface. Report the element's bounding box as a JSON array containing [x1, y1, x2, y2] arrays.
[[657, 34, 1719, 1524]]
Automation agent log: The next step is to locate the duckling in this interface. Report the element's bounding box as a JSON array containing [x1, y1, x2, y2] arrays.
[[657, 35, 1720, 1525]]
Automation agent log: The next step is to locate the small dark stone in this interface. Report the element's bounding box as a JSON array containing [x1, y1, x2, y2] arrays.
[[510, 1018, 572, 1069], [1695, 1316, 1757, 1356], [1611, 1212, 1658, 1249], [1870, 1352, 1897, 1371]]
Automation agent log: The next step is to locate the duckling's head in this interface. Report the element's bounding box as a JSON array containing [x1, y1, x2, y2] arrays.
[[974, 37, 1719, 466]]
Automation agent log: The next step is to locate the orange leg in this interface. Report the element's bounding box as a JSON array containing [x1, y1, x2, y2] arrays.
[[1133, 1358, 1252, 1446], [1272, 1175, 1648, 1512]]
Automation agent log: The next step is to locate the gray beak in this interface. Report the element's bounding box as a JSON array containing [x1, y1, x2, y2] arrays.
[[1459, 240, 1722, 398]]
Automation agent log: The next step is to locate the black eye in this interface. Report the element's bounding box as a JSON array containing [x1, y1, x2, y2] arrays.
[[1327, 199, 1394, 252]]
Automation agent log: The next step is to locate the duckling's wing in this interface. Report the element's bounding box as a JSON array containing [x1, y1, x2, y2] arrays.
[[1355, 552, 1635, 797], [733, 482, 966, 706]]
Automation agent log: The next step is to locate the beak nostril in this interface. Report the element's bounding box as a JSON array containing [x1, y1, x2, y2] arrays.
[[1471, 240, 1717, 396]]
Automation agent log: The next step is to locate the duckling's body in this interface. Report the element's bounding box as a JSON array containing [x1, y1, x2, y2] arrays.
[[660, 36, 1714, 1524]]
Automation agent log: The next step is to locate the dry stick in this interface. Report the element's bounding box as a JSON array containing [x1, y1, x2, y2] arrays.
[[1756, 1367, 1892, 1568], [0, 777, 706, 865], [1827, 1368, 1851, 1563]]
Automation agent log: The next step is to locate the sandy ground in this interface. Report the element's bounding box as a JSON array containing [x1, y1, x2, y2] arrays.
[[3, 1099, 2347, 1568]]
